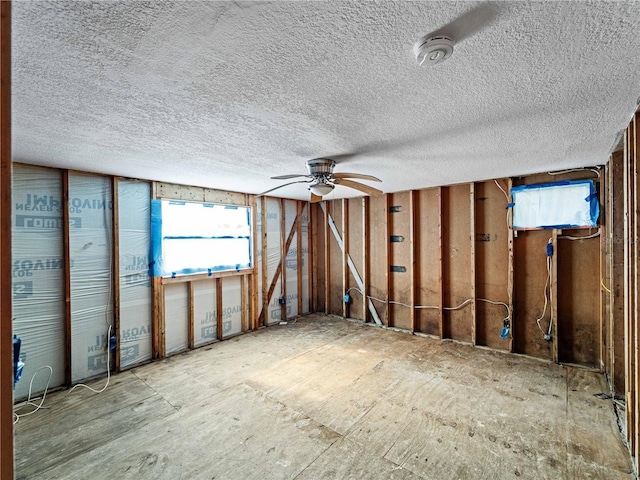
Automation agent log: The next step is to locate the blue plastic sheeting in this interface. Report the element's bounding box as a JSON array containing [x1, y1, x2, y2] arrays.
[[511, 179, 599, 229]]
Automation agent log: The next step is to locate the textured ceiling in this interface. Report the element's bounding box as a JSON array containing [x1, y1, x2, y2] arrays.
[[12, 1, 640, 200]]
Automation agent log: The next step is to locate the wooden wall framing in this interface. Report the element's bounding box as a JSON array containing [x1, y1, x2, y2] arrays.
[[0, 3, 12, 476], [614, 110, 640, 470], [314, 174, 604, 366]]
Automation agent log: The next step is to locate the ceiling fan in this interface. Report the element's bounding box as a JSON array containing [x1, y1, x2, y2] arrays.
[[258, 158, 383, 202]]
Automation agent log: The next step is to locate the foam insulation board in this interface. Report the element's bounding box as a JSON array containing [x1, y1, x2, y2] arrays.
[[222, 276, 242, 337], [193, 280, 217, 347], [164, 282, 188, 355], [266, 198, 282, 324], [12, 164, 66, 399], [256, 200, 263, 323], [285, 200, 298, 318], [69, 174, 114, 383], [118, 180, 152, 369]]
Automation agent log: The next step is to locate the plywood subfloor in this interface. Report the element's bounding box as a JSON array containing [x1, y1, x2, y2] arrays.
[[14, 314, 633, 479]]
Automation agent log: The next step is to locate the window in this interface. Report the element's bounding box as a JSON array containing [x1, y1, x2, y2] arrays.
[[151, 200, 251, 276], [511, 180, 599, 229]]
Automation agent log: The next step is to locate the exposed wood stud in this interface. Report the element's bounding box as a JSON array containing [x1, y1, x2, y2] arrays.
[[363, 197, 369, 322], [437, 187, 444, 338], [152, 276, 166, 359], [261, 196, 268, 326], [409, 190, 417, 333], [551, 229, 559, 364], [320, 202, 382, 325], [507, 178, 515, 353], [216, 277, 223, 340], [385, 193, 391, 326], [324, 201, 330, 313], [342, 199, 349, 319], [0, 3, 12, 475], [627, 112, 640, 464], [280, 198, 287, 320], [241, 275, 247, 333], [112, 178, 121, 371], [62, 170, 72, 385], [307, 203, 314, 313], [187, 281, 194, 349], [470, 183, 477, 345], [250, 195, 258, 330], [297, 201, 303, 316], [600, 169, 607, 372]]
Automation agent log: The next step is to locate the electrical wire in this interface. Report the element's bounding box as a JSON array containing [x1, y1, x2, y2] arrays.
[[547, 167, 601, 177], [68, 326, 112, 395], [601, 279, 611, 294], [13, 365, 53, 425], [360, 291, 509, 321], [535, 241, 553, 337], [558, 231, 601, 240], [68, 198, 114, 396]]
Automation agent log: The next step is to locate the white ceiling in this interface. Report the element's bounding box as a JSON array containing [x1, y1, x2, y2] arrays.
[[11, 1, 640, 201]]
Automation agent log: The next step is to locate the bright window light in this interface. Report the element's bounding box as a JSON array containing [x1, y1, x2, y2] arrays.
[[152, 200, 251, 276]]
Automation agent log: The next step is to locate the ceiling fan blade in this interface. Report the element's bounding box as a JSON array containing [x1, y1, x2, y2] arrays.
[[310, 193, 323, 203], [332, 172, 381, 182], [270, 173, 310, 180], [333, 178, 383, 196], [257, 180, 311, 197]]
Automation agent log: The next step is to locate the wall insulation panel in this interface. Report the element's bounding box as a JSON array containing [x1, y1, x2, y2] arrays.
[[416, 188, 441, 336], [389, 192, 411, 330], [557, 234, 600, 367], [368, 195, 388, 324], [442, 185, 473, 342], [164, 283, 188, 355], [301, 203, 310, 314], [266, 198, 282, 324], [193, 280, 216, 346], [118, 180, 152, 369], [256, 199, 263, 324], [12, 165, 65, 398], [285, 200, 298, 318], [475, 181, 510, 350], [68, 174, 114, 383], [222, 276, 242, 337], [347, 199, 364, 320]]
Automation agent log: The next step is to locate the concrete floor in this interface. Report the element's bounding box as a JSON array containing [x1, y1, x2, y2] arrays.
[[14, 314, 634, 479]]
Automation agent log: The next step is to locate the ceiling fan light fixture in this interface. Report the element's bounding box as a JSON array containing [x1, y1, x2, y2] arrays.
[[309, 183, 334, 196]]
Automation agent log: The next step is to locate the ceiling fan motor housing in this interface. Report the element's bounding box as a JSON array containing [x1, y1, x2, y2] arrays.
[[306, 158, 335, 177], [414, 35, 454, 66]]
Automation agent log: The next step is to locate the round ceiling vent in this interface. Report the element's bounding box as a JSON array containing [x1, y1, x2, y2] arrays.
[[413, 35, 454, 66]]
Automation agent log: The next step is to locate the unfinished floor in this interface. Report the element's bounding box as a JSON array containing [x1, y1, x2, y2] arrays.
[[14, 314, 633, 479]]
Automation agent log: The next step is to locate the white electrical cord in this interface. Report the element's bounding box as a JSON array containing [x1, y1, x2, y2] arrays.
[[548, 167, 600, 178], [67, 324, 112, 395], [13, 365, 53, 425], [535, 241, 553, 337], [68, 201, 114, 395], [357, 290, 510, 322], [558, 231, 600, 240]]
